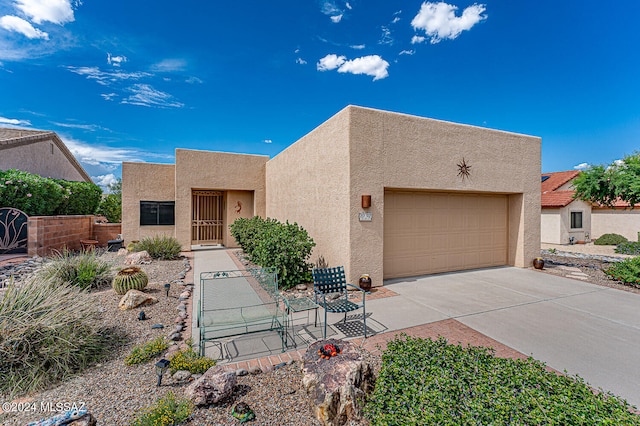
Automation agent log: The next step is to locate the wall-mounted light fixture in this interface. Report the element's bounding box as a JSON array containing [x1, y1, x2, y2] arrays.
[[361, 195, 371, 209]]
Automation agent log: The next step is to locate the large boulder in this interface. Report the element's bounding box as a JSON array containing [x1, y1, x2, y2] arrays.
[[302, 339, 374, 426], [184, 365, 236, 406], [118, 289, 158, 310], [124, 250, 152, 265]]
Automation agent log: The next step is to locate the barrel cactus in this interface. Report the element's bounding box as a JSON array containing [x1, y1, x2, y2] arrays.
[[112, 267, 149, 295]]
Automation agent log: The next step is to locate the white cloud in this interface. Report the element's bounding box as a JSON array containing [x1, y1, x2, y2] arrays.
[[66, 66, 151, 86], [0, 116, 31, 126], [15, 0, 75, 25], [0, 15, 49, 39], [330, 14, 343, 23], [151, 58, 187, 72], [411, 2, 487, 44], [379, 26, 393, 45], [318, 54, 390, 81], [317, 54, 346, 71], [391, 16, 401, 24], [51, 121, 109, 132], [573, 163, 588, 170], [411, 35, 426, 44], [350, 44, 365, 49], [185, 76, 203, 84], [399, 49, 415, 55], [345, 2, 352, 10], [93, 173, 118, 189], [101, 93, 117, 101], [107, 53, 127, 67], [121, 83, 184, 108], [263, 139, 272, 144], [63, 137, 147, 166], [296, 57, 307, 65]]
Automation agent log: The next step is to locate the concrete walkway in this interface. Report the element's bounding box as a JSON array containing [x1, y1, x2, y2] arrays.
[[192, 250, 640, 407]]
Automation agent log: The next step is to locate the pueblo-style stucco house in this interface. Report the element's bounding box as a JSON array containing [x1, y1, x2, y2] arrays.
[[123, 106, 541, 286], [541, 170, 640, 244], [0, 128, 91, 182]]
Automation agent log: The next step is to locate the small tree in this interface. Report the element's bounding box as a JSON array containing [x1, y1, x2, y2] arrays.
[[573, 153, 640, 208], [97, 178, 122, 222]]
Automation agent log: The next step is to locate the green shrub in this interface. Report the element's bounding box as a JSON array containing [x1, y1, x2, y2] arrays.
[[131, 391, 193, 426], [605, 257, 640, 286], [615, 241, 640, 255], [230, 216, 316, 290], [169, 346, 215, 374], [595, 233, 628, 245], [0, 277, 110, 396], [365, 335, 640, 425], [97, 193, 122, 222], [125, 336, 170, 366], [54, 179, 102, 215], [133, 235, 182, 260], [0, 169, 64, 215], [36, 250, 112, 290]]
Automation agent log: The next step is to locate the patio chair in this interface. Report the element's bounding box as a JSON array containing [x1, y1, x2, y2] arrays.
[[312, 266, 367, 338]]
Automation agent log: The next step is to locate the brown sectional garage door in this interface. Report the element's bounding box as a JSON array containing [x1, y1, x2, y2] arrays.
[[384, 191, 508, 279]]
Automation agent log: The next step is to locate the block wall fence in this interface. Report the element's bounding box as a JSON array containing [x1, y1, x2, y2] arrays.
[[27, 215, 122, 257]]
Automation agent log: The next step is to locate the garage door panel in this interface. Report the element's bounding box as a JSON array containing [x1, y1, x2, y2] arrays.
[[384, 191, 508, 279]]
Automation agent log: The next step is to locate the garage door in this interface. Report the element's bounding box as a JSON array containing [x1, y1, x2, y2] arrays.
[[384, 191, 508, 279]]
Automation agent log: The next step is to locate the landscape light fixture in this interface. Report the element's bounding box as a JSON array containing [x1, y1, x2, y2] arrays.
[[155, 358, 170, 386], [164, 283, 171, 297]]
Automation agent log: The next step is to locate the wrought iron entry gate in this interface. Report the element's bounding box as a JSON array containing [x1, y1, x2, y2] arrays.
[[191, 191, 224, 245], [0, 207, 28, 254]]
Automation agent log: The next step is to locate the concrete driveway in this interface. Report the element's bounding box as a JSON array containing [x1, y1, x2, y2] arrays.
[[375, 267, 640, 407]]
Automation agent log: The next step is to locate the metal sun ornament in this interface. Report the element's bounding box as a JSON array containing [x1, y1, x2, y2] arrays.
[[457, 157, 472, 181]]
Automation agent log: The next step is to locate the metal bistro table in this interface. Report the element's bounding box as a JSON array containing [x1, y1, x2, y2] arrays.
[[282, 296, 320, 348]]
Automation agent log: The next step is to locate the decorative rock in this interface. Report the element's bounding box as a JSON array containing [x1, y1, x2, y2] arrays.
[[151, 324, 165, 329], [118, 290, 158, 310], [138, 311, 146, 321], [117, 248, 128, 256], [235, 368, 248, 376], [180, 291, 190, 299], [169, 332, 182, 341], [287, 359, 295, 366], [185, 366, 237, 406], [302, 339, 374, 426], [172, 370, 192, 383], [249, 366, 262, 375], [178, 272, 186, 279], [179, 311, 188, 319], [192, 373, 203, 380], [174, 325, 183, 333], [274, 362, 286, 370], [175, 317, 184, 324], [124, 250, 152, 265]]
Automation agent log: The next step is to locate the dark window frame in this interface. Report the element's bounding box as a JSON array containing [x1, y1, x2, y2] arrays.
[[140, 201, 175, 226], [570, 211, 583, 229]]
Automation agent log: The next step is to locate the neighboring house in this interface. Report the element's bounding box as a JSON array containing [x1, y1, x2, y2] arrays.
[[123, 105, 541, 286], [541, 170, 640, 243], [0, 128, 91, 182]]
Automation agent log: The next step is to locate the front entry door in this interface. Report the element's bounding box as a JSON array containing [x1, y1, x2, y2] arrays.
[[191, 190, 224, 245]]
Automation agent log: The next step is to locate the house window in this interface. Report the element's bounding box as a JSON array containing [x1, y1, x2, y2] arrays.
[[570, 211, 583, 229], [140, 201, 175, 225]]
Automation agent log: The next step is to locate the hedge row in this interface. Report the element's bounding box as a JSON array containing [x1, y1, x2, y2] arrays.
[[230, 216, 315, 290], [0, 169, 101, 216]]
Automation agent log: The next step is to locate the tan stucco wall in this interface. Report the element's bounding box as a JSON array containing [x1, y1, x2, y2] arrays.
[[266, 109, 351, 276], [0, 139, 87, 181], [348, 106, 540, 285], [174, 149, 267, 250], [267, 105, 541, 286], [541, 200, 592, 244], [592, 208, 640, 242], [225, 190, 255, 247], [122, 162, 176, 243]]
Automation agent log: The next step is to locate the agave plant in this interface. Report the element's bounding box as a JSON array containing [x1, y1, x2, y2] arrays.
[[112, 266, 149, 295]]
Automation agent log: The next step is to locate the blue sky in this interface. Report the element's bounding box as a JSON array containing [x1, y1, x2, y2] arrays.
[[1, 0, 639, 188]]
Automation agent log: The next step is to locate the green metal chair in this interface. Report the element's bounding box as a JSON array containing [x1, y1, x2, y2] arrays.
[[312, 266, 367, 338]]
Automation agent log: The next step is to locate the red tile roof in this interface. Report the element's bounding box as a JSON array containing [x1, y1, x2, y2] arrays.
[[541, 170, 580, 193], [541, 190, 576, 208]]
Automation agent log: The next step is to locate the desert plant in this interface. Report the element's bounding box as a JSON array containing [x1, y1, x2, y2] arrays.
[[169, 345, 215, 374], [605, 257, 640, 287], [124, 336, 169, 366], [133, 235, 182, 260], [130, 391, 193, 426], [615, 241, 640, 255], [36, 249, 112, 290], [112, 266, 149, 295], [365, 335, 640, 425], [0, 277, 110, 396], [594, 233, 628, 245]]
